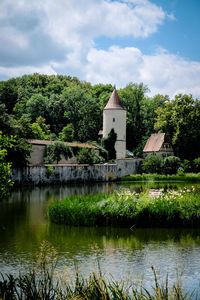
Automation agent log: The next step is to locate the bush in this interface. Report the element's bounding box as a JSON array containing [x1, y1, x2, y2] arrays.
[[76, 148, 105, 164], [193, 157, 200, 173], [142, 153, 163, 174], [44, 141, 72, 164], [182, 159, 192, 173], [163, 156, 181, 174]]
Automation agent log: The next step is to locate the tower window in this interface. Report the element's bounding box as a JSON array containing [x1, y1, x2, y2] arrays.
[[113, 118, 115, 122]]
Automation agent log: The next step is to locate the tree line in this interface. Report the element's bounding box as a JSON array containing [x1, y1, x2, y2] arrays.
[[1, 73, 200, 169]]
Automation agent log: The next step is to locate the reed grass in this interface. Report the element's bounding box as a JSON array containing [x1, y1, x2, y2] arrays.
[[120, 173, 200, 182], [48, 187, 200, 227], [0, 241, 195, 299]]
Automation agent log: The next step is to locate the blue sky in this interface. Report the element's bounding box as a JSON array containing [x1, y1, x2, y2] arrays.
[[0, 0, 200, 97]]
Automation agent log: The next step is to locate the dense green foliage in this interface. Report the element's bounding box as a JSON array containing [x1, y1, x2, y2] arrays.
[[76, 148, 105, 164], [48, 187, 200, 227], [102, 128, 117, 160], [142, 154, 182, 174], [142, 153, 163, 174], [44, 141, 73, 164], [1, 73, 200, 167], [0, 242, 192, 300], [155, 94, 200, 159], [0, 132, 14, 200]]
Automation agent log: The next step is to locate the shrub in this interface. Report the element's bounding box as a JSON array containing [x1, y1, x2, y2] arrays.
[[76, 148, 105, 164], [44, 141, 73, 164], [182, 159, 192, 173], [142, 153, 163, 174], [193, 157, 200, 173], [163, 156, 181, 174]]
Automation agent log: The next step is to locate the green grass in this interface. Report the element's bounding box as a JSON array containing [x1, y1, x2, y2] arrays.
[[120, 173, 200, 182], [0, 242, 195, 300], [48, 187, 200, 227]]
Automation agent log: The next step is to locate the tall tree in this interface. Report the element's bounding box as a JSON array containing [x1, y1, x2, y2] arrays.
[[62, 87, 101, 142], [118, 83, 149, 152], [154, 94, 200, 159]]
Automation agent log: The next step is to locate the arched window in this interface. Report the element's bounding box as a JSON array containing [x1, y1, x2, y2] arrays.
[[113, 118, 115, 122]]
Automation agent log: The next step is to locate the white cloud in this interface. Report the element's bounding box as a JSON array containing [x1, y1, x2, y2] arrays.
[[85, 46, 200, 98], [0, 65, 56, 79], [0, 0, 200, 98], [0, 0, 166, 68]]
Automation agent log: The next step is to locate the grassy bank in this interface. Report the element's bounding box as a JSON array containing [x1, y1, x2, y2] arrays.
[[120, 173, 200, 182], [0, 242, 194, 300], [48, 187, 200, 227]]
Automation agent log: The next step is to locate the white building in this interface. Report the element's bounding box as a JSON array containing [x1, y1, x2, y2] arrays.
[[102, 89, 126, 159]]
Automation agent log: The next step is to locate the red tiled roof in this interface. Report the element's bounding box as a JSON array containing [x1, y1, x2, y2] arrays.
[[104, 89, 125, 110], [143, 133, 165, 152], [27, 139, 96, 149]]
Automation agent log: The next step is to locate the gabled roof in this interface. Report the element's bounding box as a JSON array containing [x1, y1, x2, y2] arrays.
[[27, 139, 96, 149], [104, 89, 125, 110], [143, 133, 165, 152]]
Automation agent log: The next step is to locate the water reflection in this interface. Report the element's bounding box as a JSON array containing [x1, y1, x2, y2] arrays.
[[0, 182, 200, 295]]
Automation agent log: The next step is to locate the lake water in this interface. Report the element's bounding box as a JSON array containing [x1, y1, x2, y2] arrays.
[[0, 182, 200, 297]]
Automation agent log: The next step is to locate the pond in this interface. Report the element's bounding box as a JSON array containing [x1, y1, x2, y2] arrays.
[[0, 182, 200, 296]]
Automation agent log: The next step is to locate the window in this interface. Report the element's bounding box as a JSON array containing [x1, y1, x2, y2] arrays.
[[113, 118, 115, 122]]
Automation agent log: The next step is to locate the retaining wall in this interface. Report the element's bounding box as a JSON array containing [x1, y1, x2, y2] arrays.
[[10, 158, 142, 185]]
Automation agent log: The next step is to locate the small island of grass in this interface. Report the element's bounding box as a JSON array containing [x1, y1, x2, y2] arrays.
[[48, 187, 200, 227]]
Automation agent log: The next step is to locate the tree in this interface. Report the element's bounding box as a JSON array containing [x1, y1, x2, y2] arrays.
[[155, 94, 200, 160], [118, 83, 149, 152], [59, 124, 74, 142], [26, 94, 48, 121], [102, 128, 117, 161], [0, 78, 18, 113], [0, 132, 14, 200], [62, 87, 101, 142], [31, 117, 51, 140]]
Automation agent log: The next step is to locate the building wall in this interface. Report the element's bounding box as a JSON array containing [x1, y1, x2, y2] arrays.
[[29, 144, 78, 165], [103, 109, 126, 159], [11, 159, 142, 185], [143, 150, 174, 158], [29, 145, 46, 165]]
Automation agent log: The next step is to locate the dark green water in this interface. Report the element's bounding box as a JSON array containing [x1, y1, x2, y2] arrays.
[[0, 182, 200, 296]]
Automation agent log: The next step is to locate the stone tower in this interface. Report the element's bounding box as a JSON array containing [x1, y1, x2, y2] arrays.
[[103, 89, 126, 159]]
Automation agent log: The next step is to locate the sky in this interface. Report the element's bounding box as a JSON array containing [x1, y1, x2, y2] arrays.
[[0, 0, 200, 98]]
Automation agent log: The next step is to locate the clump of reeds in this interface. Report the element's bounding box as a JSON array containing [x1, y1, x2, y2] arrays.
[[48, 187, 200, 227], [0, 242, 195, 300]]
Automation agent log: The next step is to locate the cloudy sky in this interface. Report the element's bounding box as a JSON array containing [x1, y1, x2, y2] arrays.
[[0, 0, 200, 97]]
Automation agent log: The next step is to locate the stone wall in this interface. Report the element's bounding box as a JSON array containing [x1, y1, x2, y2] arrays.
[[11, 158, 142, 185]]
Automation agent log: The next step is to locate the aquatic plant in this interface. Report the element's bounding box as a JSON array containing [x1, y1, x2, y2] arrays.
[[48, 187, 200, 227]]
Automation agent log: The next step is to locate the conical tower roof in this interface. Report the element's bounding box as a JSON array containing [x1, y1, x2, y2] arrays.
[[104, 89, 125, 110]]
